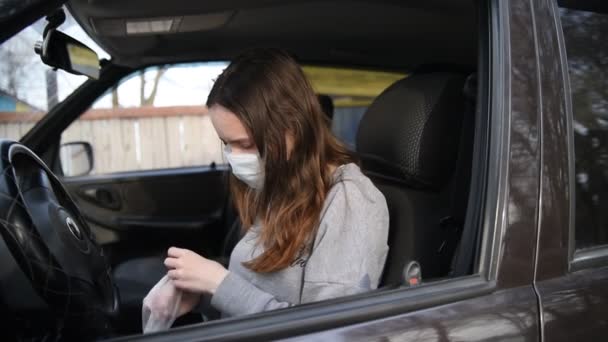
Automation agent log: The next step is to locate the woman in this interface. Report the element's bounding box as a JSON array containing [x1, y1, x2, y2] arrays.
[[163, 48, 389, 318]]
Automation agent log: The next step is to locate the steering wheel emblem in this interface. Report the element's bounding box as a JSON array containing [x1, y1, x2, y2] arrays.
[[66, 216, 83, 240]]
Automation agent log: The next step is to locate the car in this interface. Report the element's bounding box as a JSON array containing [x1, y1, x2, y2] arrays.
[[0, 0, 606, 341]]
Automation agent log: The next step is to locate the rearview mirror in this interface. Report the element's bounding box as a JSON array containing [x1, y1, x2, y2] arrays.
[[35, 10, 100, 79], [60, 141, 94, 177]]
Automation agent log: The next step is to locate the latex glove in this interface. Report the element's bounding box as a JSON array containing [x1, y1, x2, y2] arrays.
[[142, 275, 182, 333]]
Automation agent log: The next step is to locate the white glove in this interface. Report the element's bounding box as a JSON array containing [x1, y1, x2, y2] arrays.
[[142, 274, 183, 334]]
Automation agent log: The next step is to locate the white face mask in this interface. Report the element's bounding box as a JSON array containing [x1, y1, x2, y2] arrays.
[[223, 145, 264, 189]]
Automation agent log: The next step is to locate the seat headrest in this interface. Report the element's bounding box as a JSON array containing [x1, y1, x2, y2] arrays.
[[317, 94, 334, 120], [356, 72, 466, 190]]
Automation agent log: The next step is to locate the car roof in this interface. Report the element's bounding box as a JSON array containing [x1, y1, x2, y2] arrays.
[[67, 0, 477, 70]]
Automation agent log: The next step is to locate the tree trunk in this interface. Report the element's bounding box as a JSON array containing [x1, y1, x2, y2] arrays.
[[139, 70, 146, 106], [143, 67, 167, 106], [112, 86, 120, 108]]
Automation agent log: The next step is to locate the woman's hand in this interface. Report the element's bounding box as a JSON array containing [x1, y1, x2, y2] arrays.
[[177, 291, 202, 317], [164, 247, 229, 295]]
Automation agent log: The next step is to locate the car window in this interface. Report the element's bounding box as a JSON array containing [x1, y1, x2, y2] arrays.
[[0, 9, 109, 141], [560, 8, 608, 250], [60, 64, 404, 176], [60, 62, 228, 176]]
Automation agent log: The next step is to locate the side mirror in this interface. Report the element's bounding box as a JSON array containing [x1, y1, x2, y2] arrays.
[[60, 141, 94, 177], [34, 9, 100, 79]]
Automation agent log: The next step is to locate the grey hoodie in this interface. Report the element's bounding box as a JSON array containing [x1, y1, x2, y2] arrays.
[[210, 163, 389, 317]]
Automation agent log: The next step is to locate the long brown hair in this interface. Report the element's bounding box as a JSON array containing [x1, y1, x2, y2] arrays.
[[207, 48, 355, 273]]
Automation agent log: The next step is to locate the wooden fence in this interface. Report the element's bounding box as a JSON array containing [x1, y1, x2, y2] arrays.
[[0, 113, 37, 141], [0, 105, 224, 175]]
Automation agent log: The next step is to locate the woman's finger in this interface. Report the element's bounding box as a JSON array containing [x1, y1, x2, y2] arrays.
[[172, 279, 192, 292], [167, 269, 176, 279], [167, 246, 184, 257], [164, 257, 180, 269], [167, 269, 181, 280]]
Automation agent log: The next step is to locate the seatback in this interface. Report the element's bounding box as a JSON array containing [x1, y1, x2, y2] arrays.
[[356, 72, 467, 285]]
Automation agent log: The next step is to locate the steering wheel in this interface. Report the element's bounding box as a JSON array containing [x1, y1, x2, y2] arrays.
[[0, 140, 118, 338]]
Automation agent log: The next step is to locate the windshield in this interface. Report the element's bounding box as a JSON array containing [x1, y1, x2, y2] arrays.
[[0, 9, 109, 141]]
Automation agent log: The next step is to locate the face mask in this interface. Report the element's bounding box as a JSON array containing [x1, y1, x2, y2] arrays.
[[223, 145, 264, 189]]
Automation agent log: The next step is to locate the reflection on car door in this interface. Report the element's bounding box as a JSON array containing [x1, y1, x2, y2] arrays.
[[534, 2, 608, 341]]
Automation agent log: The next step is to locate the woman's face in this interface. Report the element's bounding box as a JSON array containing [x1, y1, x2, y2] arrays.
[[209, 104, 257, 154]]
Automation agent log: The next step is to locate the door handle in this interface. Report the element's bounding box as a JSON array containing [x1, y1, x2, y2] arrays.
[[80, 186, 121, 210]]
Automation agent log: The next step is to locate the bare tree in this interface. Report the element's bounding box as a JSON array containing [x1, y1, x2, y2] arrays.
[[0, 37, 34, 99], [139, 67, 167, 106], [0, 28, 47, 111]]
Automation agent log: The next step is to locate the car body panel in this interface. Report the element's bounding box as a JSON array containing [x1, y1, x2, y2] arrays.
[[286, 285, 539, 342], [495, 0, 541, 289], [536, 268, 608, 341], [533, 0, 608, 341], [533, 0, 571, 282]]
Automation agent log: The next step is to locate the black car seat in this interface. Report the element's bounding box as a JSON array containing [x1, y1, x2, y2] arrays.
[[356, 72, 471, 286]]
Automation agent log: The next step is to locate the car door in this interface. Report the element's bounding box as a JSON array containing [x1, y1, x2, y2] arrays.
[[279, 1, 543, 340], [106, 0, 543, 340], [533, 1, 608, 341]]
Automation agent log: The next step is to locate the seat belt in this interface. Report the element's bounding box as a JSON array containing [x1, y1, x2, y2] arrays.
[[440, 73, 477, 277]]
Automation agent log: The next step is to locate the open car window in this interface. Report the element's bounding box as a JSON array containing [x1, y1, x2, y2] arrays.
[[60, 62, 228, 175], [60, 64, 405, 176]]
